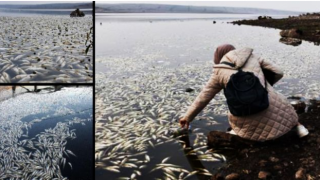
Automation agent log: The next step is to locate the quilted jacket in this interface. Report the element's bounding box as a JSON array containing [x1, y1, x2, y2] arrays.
[[184, 48, 298, 141]]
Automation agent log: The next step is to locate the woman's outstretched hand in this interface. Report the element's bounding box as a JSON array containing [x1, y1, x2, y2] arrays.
[[179, 117, 190, 129]]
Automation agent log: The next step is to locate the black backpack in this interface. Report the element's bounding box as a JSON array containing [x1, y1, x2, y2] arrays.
[[221, 61, 269, 116]]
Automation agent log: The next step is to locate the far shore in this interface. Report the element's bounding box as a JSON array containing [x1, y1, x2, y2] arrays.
[[232, 13, 320, 45]]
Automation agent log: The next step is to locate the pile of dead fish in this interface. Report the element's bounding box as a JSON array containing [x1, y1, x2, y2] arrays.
[[0, 16, 92, 83], [95, 57, 228, 179], [95, 51, 320, 179], [0, 87, 92, 179]]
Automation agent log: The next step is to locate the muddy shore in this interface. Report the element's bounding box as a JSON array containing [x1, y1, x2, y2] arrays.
[[0, 86, 11, 91], [231, 14, 320, 45], [210, 108, 320, 180]]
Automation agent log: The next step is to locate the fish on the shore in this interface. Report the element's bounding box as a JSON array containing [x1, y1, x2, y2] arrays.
[[0, 16, 93, 83]]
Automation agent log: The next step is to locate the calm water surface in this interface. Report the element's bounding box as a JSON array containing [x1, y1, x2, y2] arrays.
[[0, 8, 93, 16], [96, 13, 320, 95]]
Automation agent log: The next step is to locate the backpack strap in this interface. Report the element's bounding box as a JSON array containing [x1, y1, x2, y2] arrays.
[[221, 61, 236, 67], [264, 73, 268, 90], [221, 61, 268, 90]]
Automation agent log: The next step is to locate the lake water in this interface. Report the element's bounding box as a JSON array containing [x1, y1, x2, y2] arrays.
[[95, 13, 320, 179], [0, 87, 93, 179], [0, 8, 92, 16], [97, 13, 320, 95]]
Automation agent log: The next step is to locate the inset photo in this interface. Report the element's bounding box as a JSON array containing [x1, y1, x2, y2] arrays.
[[0, 86, 93, 179], [0, 1, 93, 83]]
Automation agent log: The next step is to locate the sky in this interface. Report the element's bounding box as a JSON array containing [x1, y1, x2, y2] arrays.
[[0, 1, 90, 5], [100, 1, 320, 12]]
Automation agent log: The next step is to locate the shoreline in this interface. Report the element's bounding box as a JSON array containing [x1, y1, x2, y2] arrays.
[[211, 109, 320, 180], [231, 14, 320, 45]]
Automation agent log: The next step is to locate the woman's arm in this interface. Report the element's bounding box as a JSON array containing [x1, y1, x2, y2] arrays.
[[259, 57, 284, 85], [180, 72, 223, 127]]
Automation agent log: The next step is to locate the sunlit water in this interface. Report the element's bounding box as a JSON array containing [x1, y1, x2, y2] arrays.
[[95, 13, 320, 179], [0, 87, 93, 179]]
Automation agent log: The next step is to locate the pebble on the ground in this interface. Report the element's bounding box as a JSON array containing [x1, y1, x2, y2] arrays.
[[225, 173, 240, 180], [258, 171, 271, 180]]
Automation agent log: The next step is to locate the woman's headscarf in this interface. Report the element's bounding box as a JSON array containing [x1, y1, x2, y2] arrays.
[[214, 44, 235, 64]]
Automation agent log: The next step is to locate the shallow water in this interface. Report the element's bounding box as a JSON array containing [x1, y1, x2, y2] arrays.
[[96, 13, 287, 22], [96, 13, 320, 179], [97, 13, 320, 95], [0, 87, 93, 179]]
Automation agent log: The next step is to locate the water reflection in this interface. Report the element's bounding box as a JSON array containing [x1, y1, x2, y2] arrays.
[[279, 37, 302, 46], [12, 85, 16, 97], [179, 135, 212, 180]]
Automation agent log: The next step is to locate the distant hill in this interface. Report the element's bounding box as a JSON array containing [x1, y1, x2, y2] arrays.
[[96, 3, 300, 15], [0, 3, 92, 9]]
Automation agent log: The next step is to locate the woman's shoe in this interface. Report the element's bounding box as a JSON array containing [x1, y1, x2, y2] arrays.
[[296, 125, 309, 138]]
